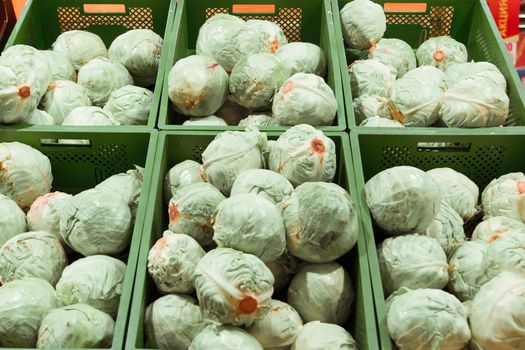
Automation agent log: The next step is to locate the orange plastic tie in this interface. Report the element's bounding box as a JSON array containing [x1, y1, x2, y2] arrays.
[[433, 50, 446, 62], [18, 84, 30, 99]]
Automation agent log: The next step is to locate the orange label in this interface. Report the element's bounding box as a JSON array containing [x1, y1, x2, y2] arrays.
[[384, 3, 427, 13], [232, 4, 275, 14], [83, 4, 126, 13]]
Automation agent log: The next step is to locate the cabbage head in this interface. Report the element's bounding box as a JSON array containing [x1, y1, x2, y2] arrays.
[[145, 294, 207, 350], [349, 59, 396, 98], [148, 231, 205, 294], [0, 142, 53, 211], [265, 253, 301, 293], [193, 248, 274, 326], [276, 42, 326, 76], [268, 124, 336, 187], [39, 50, 76, 82], [272, 73, 337, 126], [28, 109, 56, 125], [365, 166, 441, 235], [41, 80, 92, 123], [213, 194, 286, 262], [280, 182, 358, 263], [201, 129, 267, 195], [427, 167, 479, 221], [168, 182, 225, 248], [103, 85, 153, 125], [369, 38, 416, 78], [56, 255, 126, 318], [230, 169, 293, 204], [0, 230, 67, 286], [469, 271, 525, 350], [0, 65, 40, 124], [238, 20, 288, 55], [482, 172, 525, 222], [183, 116, 228, 126], [238, 114, 276, 127], [378, 234, 449, 295], [445, 61, 507, 90], [472, 216, 525, 242], [360, 116, 405, 127], [288, 262, 353, 325], [402, 65, 446, 89], [109, 29, 163, 87], [62, 106, 118, 126], [229, 53, 290, 110], [189, 325, 263, 350], [353, 94, 391, 123], [425, 201, 465, 256], [37, 303, 115, 349], [292, 321, 357, 350], [385, 288, 471, 350], [52, 30, 108, 70], [416, 36, 467, 69], [0, 194, 26, 246], [247, 300, 302, 348], [487, 232, 525, 275], [26, 191, 72, 243], [164, 160, 204, 204], [195, 14, 247, 72], [0, 278, 57, 348], [340, 0, 386, 49], [60, 188, 132, 256]]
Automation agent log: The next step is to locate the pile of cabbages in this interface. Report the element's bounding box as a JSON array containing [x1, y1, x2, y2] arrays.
[[145, 125, 359, 350], [0, 141, 144, 348], [167, 14, 338, 127], [340, 0, 510, 128], [365, 166, 525, 349], [0, 29, 162, 126]]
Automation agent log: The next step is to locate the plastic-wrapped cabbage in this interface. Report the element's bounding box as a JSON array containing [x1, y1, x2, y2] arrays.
[[402, 65, 446, 88], [365, 166, 441, 235], [60, 188, 132, 255], [229, 53, 290, 110], [445, 61, 507, 90], [52, 30, 108, 70], [28, 109, 56, 125], [189, 325, 263, 350], [77, 57, 134, 106], [95, 166, 143, 218], [390, 74, 444, 126], [360, 116, 405, 127], [0, 194, 26, 247], [268, 124, 336, 187], [168, 55, 229, 117], [416, 36, 467, 69], [469, 271, 525, 349], [238, 114, 276, 127], [487, 232, 525, 275], [56, 255, 126, 318], [62, 106, 118, 126], [288, 262, 353, 325], [482, 173, 525, 222], [369, 38, 417, 78], [247, 300, 302, 348], [238, 20, 287, 55], [472, 216, 525, 242], [0, 278, 57, 348], [148, 231, 205, 294], [280, 182, 358, 263], [39, 50, 76, 82], [145, 294, 207, 350], [41, 80, 91, 123], [26, 191, 71, 243], [37, 303, 115, 349], [440, 76, 509, 128], [386, 288, 471, 350], [201, 129, 267, 195], [265, 253, 301, 293], [272, 73, 337, 126], [447, 240, 495, 301], [349, 59, 396, 98], [340, 0, 386, 49], [230, 169, 293, 205], [183, 115, 228, 126], [0, 230, 66, 286], [427, 168, 479, 221], [275, 42, 326, 76], [292, 321, 357, 350], [164, 160, 203, 204], [108, 29, 162, 87], [213, 194, 286, 262], [196, 14, 247, 73], [0, 65, 40, 124], [425, 201, 465, 255], [0, 142, 52, 211], [378, 234, 448, 295], [193, 248, 274, 326], [168, 182, 225, 247], [353, 94, 391, 122], [103, 85, 152, 125]]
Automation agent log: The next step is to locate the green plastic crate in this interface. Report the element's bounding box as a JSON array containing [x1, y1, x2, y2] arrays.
[[125, 131, 378, 350], [3, 0, 177, 131], [0, 129, 158, 350], [157, 0, 346, 131], [350, 128, 525, 350], [331, 0, 525, 131]]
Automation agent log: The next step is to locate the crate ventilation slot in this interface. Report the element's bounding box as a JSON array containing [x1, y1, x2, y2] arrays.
[[57, 6, 154, 32]]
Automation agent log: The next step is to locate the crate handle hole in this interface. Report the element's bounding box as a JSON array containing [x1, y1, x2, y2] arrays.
[[40, 139, 92, 147], [232, 4, 276, 14], [83, 4, 126, 14], [417, 142, 471, 152], [384, 3, 427, 13]]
